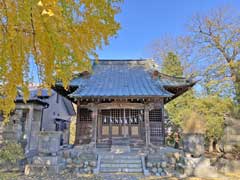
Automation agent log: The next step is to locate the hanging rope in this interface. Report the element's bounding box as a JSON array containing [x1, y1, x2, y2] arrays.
[[98, 110, 144, 124]]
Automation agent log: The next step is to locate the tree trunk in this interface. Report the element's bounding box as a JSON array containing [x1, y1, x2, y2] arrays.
[[209, 138, 214, 153], [215, 142, 221, 153]]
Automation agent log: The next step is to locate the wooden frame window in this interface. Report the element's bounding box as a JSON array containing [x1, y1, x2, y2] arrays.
[[79, 108, 92, 122]]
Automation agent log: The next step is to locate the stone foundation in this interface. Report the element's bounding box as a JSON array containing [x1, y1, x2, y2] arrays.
[[216, 158, 240, 174], [176, 156, 223, 179], [60, 146, 98, 174], [221, 116, 240, 152], [182, 133, 205, 157], [145, 146, 232, 179], [146, 147, 184, 176], [38, 131, 62, 155], [25, 156, 66, 175], [25, 132, 64, 175]]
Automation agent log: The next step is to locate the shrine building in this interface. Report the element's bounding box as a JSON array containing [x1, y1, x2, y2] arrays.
[[54, 59, 195, 148]]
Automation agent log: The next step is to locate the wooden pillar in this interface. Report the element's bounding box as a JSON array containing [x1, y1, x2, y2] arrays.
[[74, 100, 80, 145], [144, 104, 150, 147], [161, 103, 165, 145], [97, 110, 101, 143], [91, 107, 98, 148], [123, 108, 127, 138]]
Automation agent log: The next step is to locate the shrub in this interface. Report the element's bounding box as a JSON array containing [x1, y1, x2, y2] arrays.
[[0, 141, 24, 171], [230, 105, 240, 119]]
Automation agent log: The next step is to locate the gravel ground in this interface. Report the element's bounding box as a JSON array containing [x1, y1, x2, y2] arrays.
[[1, 171, 240, 180], [1, 172, 144, 180]]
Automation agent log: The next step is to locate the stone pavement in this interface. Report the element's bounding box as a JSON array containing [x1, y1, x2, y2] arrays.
[[12, 173, 145, 180], [100, 173, 144, 180]]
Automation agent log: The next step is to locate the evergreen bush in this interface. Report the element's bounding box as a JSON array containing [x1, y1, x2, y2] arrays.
[[0, 141, 24, 171]]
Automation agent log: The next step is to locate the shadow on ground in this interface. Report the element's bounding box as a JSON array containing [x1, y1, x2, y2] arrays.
[[1, 171, 240, 180]]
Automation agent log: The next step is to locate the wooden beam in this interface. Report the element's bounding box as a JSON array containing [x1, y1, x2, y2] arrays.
[[97, 102, 144, 110]]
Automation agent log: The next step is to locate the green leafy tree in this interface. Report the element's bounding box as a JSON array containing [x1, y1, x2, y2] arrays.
[[151, 6, 238, 152], [162, 52, 183, 77], [161, 52, 194, 147], [159, 50, 232, 152], [194, 96, 232, 152], [167, 93, 232, 152], [166, 90, 195, 127], [160, 52, 194, 127]]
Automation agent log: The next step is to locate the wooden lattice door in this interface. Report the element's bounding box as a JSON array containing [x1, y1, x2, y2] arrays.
[[101, 110, 111, 138], [100, 109, 144, 139], [149, 109, 164, 145], [125, 109, 143, 137], [76, 108, 92, 144]]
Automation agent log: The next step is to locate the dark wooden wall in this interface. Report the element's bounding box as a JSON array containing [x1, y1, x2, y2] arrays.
[[75, 102, 165, 147], [75, 108, 93, 144]]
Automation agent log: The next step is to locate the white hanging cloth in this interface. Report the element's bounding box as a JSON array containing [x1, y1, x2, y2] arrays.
[[104, 117, 107, 123]]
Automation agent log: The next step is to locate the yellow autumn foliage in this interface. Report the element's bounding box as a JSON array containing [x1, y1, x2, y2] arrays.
[[0, 0, 122, 121]]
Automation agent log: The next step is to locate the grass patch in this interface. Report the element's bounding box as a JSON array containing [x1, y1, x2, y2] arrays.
[[0, 171, 21, 180]]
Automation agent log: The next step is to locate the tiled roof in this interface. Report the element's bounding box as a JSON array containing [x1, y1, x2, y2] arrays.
[[29, 88, 54, 98], [15, 88, 49, 105], [16, 88, 75, 115], [16, 88, 54, 99], [158, 73, 194, 87], [69, 59, 174, 98]]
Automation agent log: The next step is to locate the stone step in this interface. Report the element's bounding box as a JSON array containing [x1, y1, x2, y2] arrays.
[[122, 168, 143, 173], [130, 144, 145, 148], [100, 167, 143, 173], [96, 142, 111, 148], [96, 145, 111, 148], [100, 167, 122, 173], [111, 145, 130, 153], [111, 137, 129, 145], [101, 159, 142, 164], [101, 163, 142, 168], [101, 155, 141, 160]]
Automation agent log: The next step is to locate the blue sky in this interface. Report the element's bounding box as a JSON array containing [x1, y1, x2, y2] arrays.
[[97, 0, 240, 59]]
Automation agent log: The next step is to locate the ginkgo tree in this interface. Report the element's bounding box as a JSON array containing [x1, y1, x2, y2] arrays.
[[0, 0, 122, 121]]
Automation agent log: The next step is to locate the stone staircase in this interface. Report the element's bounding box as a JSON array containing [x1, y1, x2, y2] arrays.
[[99, 154, 143, 173]]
